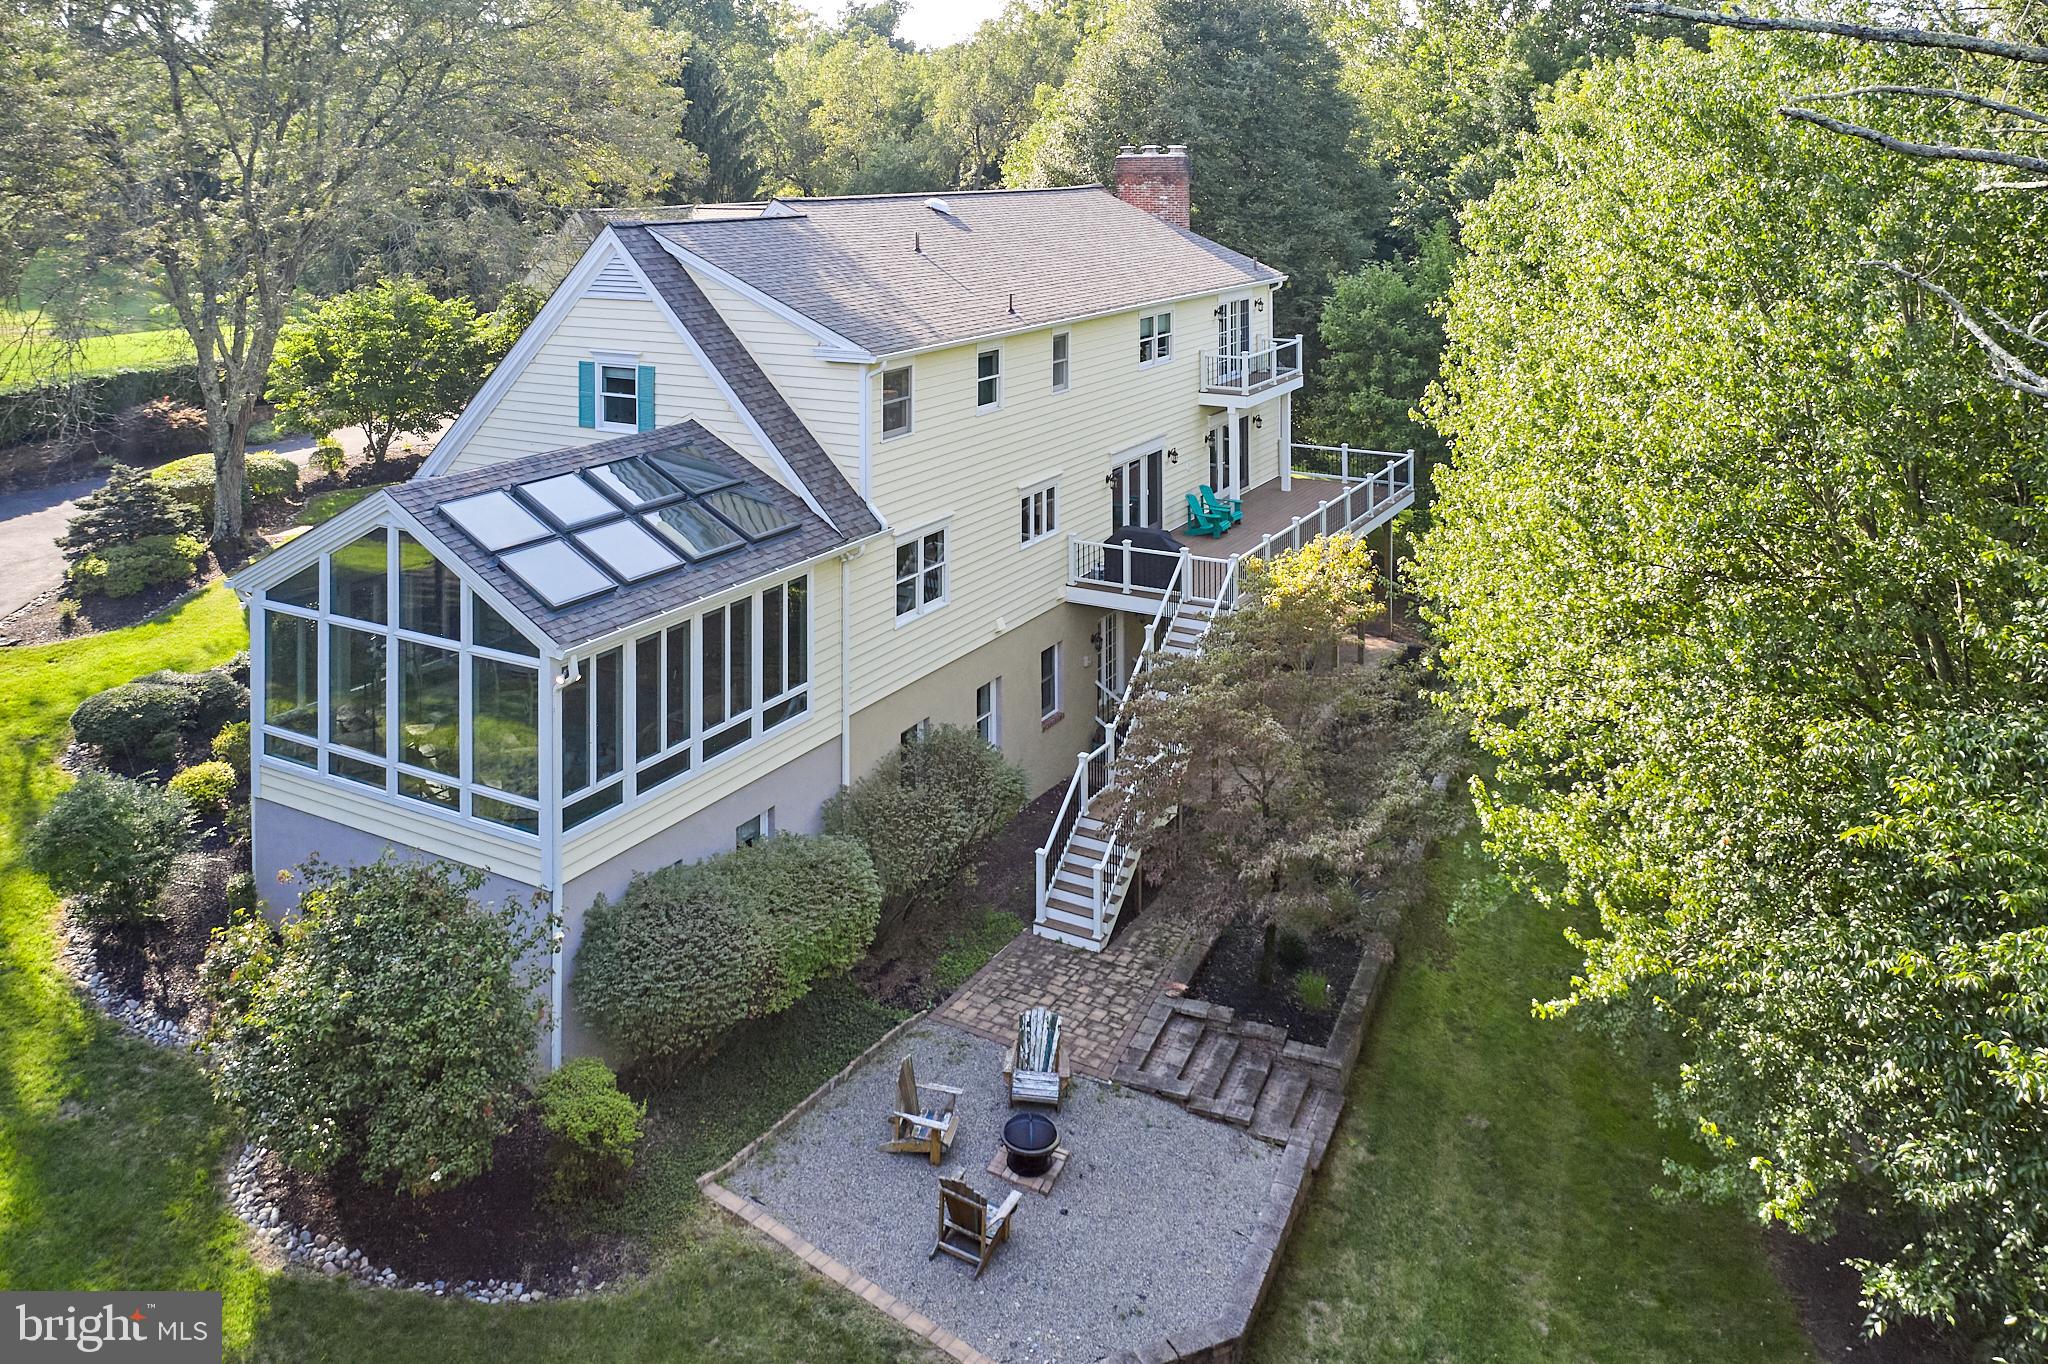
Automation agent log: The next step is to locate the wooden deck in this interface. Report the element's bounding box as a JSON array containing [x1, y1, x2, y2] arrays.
[[1171, 475, 1367, 552]]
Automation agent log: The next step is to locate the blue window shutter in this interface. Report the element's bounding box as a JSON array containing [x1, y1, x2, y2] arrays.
[[636, 365, 656, 432], [576, 361, 596, 428]]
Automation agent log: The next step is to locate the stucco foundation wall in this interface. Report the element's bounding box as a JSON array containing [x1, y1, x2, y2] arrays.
[[556, 735, 842, 1058], [847, 600, 1103, 796], [252, 796, 542, 918]]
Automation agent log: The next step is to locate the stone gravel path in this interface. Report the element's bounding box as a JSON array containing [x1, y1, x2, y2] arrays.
[[725, 1021, 1278, 1364]]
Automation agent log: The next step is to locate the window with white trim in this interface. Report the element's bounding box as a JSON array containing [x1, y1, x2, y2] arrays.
[[881, 365, 912, 437], [976, 680, 1000, 749], [895, 528, 947, 618], [975, 348, 1002, 409], [900, 718, 931, 748], [1138, 311, 1173, 365], [256, 527, 543, 837], [1020, 482, 1057, 545], [736, 808, 774, 847], [599, 364, 639, 429], [1050, 332, 1070, 392], [1040, 643, 1062, 720]]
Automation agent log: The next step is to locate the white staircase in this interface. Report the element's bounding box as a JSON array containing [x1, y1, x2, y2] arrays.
[[1034, 562, 1235, 950]]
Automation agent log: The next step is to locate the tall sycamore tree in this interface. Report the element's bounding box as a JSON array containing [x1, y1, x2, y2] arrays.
[[1411, 33, 2048, 1350], [34, 0, 691, 543]]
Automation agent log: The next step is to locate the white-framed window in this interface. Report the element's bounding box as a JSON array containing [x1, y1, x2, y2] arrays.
[[976, 348, 1002, 409], [895, 526, 947, 619], [256, 527, 544, 838], [599, 364, 639, 429], [1020, 482, 1057, 545], [1138, 311, 1173, 365], [900, 718, 931, 748], [1050, 332, 1070, 392], [976, 680, 1000, 749], [736, 808, 775, 847], [881, 365, 912, 437], [1040, 643, 1062, 721]]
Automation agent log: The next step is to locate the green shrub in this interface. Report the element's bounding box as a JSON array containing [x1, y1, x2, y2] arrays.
[[1296, 969, 1331, 1012], [68, 532, 207, 598], [60, 466, 200, 565], [24, 771, 195, 922], [0, 360, 203, 448], [575, 833, 881, 1064], [150, 450, 298, 521], [537, 1057, 644, 1195], [931, 908, 1023, 996], [70, 681, 198, 763], [199, 856, 555, 1196], [822, 725, 1028, 915], [168, 760, 238, 817], [225, 871, 259, 914], [137, 665, 246, 732], [309, 434, 346, 477], [211, 720, 251, 777]]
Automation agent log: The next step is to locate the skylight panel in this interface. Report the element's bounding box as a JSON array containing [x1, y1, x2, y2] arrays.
[[518, 473, 616, 528], [500, 541, 614, 606], [700, 488, 800, 541], [586, 457, 682, 508], [574, 519, 684, 581], [644, 502, 743, 559], [646, 450, 742, 494], [441, 490, 550, 551]]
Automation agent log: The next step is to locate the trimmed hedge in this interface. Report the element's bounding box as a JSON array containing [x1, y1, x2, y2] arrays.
[[0, 360, 202, 448], [70, 663, 248, 764], [536, 1057, 644, 1195], [151, 450, 299, 520], [168, 759, 238, 817], [575, 833, 882, 1065], [136, 666, 246, 732], [211, 720, 251, 777]]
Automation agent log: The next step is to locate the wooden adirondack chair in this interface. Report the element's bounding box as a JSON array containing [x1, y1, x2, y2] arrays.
[[1184, 492, 1231, 538], [1002, 1006, 1070, 1108], [880, 1057, 961, 1166], [930, 1177, 1023, 1278], [1198, 484, 1244, 525]]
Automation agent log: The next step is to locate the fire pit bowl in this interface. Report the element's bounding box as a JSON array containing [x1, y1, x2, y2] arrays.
[[1002, 1111, 1059, 1178]]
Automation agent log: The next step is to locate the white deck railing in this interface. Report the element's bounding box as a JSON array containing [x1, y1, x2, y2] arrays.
[[1199, 335, 1303, 397], [1066, 445, 1414, 606]]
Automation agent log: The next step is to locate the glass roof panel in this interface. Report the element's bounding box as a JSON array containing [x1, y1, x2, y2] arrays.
[[646, 450, 741, 494], [518, 473, 616, 528], [500, 541, 614, 606], [574, 519, 684, 581], [441, 490, 550, 551], [700, 488, 800, 541], [585, 457, 682, 508], [644, 503, 743, 559]]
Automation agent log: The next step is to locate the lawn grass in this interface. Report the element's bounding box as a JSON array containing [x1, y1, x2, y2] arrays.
[[295, 486, 382, 527], [1247, 835, 1813, 1363], [0, 253, 192, 390], [0, 586, 930, 1363], [0, 327, 193, 390]]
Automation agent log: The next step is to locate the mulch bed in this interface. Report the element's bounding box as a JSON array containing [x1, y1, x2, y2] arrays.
[[78, 847, 240, 1031], [1185, 912, 1364, 1047], [247, 1110, 644, 1295], [851, 784, 1060, 1009], [1764, 1224, 1965, 1364]]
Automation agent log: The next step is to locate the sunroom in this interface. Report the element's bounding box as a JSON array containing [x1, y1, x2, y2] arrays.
[[237, 423, 849, 848]]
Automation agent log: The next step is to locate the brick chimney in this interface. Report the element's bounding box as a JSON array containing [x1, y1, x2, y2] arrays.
[[1113, 144, 1190, 228]]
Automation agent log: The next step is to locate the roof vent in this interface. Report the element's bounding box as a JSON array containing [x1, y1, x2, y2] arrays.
[[924, 196, 955, 218]]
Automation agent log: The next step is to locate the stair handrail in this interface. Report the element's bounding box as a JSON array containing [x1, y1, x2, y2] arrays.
[[1035, 551, 1187, 931]]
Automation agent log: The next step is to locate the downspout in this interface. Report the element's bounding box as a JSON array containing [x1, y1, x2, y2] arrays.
[[839, 552, 856, 787], [858, 362, 877, 502]]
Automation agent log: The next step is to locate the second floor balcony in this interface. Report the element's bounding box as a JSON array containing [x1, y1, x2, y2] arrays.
[[1199, 335, 1303, 405]]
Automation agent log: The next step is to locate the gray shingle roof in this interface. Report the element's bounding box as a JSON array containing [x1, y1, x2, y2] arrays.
[[612, 227, 882, 539], [623, 186, 1281, 358], [389, 423, 846, 653]]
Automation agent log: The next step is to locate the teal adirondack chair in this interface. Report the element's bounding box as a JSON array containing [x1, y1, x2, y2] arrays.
[[1198, 484, 1243, 525], [1004, 1006, 1069, 1108], [1184, 492, 1231, 538]]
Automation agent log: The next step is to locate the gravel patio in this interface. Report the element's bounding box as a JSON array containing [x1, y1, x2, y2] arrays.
[[720, 1020, 1281, 1364]]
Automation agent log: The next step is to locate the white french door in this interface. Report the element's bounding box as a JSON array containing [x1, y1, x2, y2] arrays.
[[1110, 448, 1165, 530], [1206, 419, 1241, 500]]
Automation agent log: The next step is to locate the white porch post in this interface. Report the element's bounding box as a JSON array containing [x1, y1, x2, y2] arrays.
[[1279, 396, 1293, 491], [540, 651, 564, 1071]]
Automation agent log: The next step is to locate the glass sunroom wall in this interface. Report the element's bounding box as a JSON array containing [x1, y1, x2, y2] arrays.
[[255, 522, 545, 838]]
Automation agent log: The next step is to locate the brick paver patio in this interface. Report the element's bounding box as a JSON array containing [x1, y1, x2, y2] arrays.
[[936, 907, 1195, 1078]]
